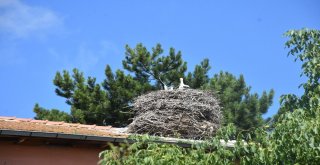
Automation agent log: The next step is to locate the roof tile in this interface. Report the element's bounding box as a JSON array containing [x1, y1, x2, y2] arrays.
[[0, 116, 127, 138]]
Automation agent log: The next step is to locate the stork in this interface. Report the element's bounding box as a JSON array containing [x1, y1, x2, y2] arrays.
[[163, 84, 168, 90], [179, 78, 189, 89], [163, 83, 174, 91]]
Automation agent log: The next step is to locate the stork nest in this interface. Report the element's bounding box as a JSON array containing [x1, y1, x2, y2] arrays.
[[127, 89, 222, 140]]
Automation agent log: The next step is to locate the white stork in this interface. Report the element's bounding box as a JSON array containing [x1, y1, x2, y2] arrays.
[[163, 84, 168, 90], [163, 83, 174, 91], [179, 78, 189, 90]]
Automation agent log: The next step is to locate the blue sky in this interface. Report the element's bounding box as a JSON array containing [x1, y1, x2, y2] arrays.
[[0, 0, 319, 119]]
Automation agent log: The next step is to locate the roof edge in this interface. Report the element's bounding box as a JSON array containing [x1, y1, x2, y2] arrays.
[[0, 129, 235, 148], [0, 129, 126, 143]]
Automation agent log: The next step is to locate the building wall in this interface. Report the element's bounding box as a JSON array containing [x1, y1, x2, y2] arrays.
[[0, 141, 103, 165]]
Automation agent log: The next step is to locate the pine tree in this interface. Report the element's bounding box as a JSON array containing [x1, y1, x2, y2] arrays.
[[34, 69, 110, 125], [103, 65, 144, 126], [203, 71, 274, 130], [186, 58, 211, 89], [33, 103, 71, 122], [122, 43, 187, 89]]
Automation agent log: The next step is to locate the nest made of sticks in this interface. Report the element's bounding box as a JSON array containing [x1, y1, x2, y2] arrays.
[[127, 89, 222, 140]]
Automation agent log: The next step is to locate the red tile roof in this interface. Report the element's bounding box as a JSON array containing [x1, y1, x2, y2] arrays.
[[0, 116, 127, 138]]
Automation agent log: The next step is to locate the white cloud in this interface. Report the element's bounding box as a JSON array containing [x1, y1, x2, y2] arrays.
[[0, 0, 63, 38]]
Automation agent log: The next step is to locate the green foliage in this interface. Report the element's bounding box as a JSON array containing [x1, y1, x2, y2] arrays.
[[33, 103, 71, 122], [103, 65, 144, 126], [34, 69, 110, 125], [99, 133, 237, 165], [186, 58, 211, 89], [235, 107, 320, 164], [268, 108, 320, 163], [276, 28, 320, 121], [123, 43, 187, 88], [204, 71, 274, 130]]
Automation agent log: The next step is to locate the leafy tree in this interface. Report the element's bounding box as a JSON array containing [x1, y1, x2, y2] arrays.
[[203, 72, 274, 130], [275, 28, 320, 121]]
